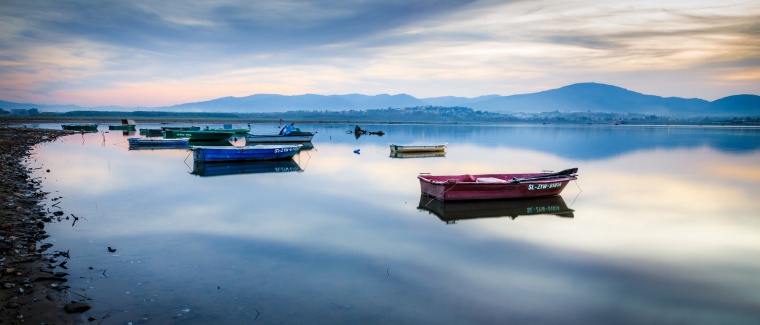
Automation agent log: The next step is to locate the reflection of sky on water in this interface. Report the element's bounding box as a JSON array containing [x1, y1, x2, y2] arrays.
[[28, 124, 760, 324]]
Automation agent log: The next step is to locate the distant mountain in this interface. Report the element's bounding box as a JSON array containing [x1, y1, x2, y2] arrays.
[[162, 93, 427, 112], [2, 83, 758, 116], [0, 100, 130, 112], [428, 83, 757, 116], [709, 95, 760, 116], [438, 83, 714, 115]]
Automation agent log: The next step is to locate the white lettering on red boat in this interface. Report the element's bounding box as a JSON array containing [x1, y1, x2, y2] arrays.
[[527, 182, 563, 190]]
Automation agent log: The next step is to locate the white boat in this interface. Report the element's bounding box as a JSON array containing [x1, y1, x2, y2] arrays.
[[389, 143, 446, 153], [245, 128, 314, 143]]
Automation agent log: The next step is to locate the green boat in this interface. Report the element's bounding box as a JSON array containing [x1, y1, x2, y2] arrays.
[[62, 124, 98, 132], [163, 130, 235, 141], [108, 125, 136, 131], [202, 124, 250, 135], [139, 128, 164, 137], [108, 119, 136, 131], [161, 126, 201, 131]]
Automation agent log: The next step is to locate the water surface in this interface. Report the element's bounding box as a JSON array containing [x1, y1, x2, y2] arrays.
[[28, 123, 760, 324]]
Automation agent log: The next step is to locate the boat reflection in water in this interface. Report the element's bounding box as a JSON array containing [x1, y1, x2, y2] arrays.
[[191, 159, 302, 177], [188, 140, 233, 147], [417, 194, 574, 224], [128, 138, 190, 150], [128, 144, 188, 151], [390, 151, 446, 159]]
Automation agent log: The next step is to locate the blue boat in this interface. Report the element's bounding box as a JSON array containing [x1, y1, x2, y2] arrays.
[[190, 144, 301, 162]]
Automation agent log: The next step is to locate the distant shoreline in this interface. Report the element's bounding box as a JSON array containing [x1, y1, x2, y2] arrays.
[[2, 115, 759, 127]]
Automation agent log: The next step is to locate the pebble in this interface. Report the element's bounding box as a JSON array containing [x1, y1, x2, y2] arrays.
[[0, 126, 76, 323]]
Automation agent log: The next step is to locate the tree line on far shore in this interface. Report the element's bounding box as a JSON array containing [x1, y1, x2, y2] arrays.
[[1, 106, 758, 125]]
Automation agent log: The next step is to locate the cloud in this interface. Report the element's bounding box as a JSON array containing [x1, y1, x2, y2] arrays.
[[0, 0, 758, 105]]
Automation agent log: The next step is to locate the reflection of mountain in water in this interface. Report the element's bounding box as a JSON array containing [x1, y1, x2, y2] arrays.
[[417, 194, 574, 224], [191, 160, 301, 177], [343, 124, 760, 159]]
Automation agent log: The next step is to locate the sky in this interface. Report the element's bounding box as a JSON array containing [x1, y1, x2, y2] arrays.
[[1, 0, 759, 107]]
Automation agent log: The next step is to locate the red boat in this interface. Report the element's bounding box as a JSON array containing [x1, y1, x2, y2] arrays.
[[417, 168, 578, 201]]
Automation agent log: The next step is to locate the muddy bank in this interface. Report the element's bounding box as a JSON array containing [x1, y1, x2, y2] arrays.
[[0, 125, 80, 324]]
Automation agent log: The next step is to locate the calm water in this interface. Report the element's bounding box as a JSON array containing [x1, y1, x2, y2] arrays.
[[25, 123, 760, 324]]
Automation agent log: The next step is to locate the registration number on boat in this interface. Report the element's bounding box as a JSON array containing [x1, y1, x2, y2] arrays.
[[528, 182, 562, 190], [274, 147, 296, 153]]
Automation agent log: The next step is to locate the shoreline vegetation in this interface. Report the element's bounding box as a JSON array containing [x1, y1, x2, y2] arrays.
[[2, 107, 759, 126]]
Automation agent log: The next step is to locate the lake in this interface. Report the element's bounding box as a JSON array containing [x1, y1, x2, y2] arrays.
[[26, 122, 760, 324]]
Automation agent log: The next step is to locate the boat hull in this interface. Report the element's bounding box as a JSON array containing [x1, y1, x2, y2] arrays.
[[245, 133, 314, 143], [139, 128, 164, 137], [164, 130, 234, 141], [109, 125, 136, 131], [204, 128, 250, 135], [191, 144, 301, 162], [390, 144, 446, 153], [418, 170, 577, 201], [161, 126, 201, 131], [62, 124, 98, 132]]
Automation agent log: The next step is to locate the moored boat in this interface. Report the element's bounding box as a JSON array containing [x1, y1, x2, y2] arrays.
[[417, 194, 574, 224], [108, 119, 137, 131], [390, 143, 446, 153], [139, 128, 164, 137], [246, 128, 315, 143], [128, 137, 189, 149], [164, 130, 235, 141], [418, 168, 578, 201], [191, 144, 301, 162], [202, 124, 251, 135], [62, 124, 98, 132], [161, 126, 201, 131]]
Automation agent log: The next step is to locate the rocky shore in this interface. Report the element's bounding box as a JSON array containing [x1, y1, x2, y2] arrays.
[[0, 126, 79, 324]]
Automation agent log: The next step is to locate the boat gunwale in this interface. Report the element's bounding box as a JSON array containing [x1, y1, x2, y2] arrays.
[[190, 144, 301, 150], [417, 173, 577, 185], [390, 144, 446, 153]]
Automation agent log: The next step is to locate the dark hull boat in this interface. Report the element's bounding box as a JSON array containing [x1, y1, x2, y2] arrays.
[[139, 128, 164, 137], [62, 124, 98, 132], [418, 168, 578, 201], [108, 119, 136, 131], [164, 130, 235, 141], [161, 126, 201, 131]]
